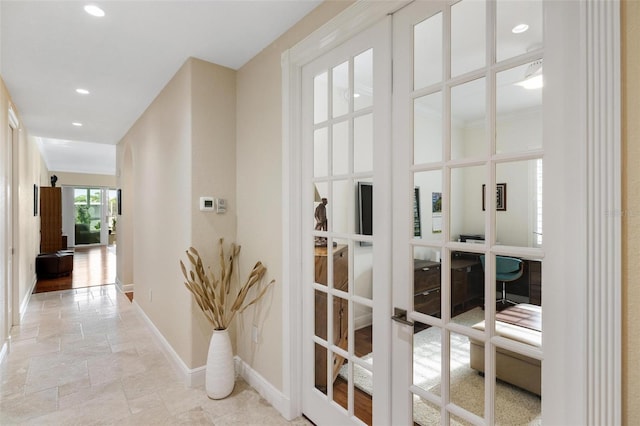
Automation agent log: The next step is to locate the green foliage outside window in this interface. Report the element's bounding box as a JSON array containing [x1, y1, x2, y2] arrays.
[[76, 205, 91, 225]]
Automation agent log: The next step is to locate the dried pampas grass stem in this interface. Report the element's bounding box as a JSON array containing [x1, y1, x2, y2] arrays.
[[180, 239, 275, 330]]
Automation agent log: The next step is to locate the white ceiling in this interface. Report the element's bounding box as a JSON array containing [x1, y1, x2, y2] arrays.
[[0, 0, 322, 175]]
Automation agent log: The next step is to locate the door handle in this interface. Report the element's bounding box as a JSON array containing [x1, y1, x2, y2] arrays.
[[391, 308, 414, 326]]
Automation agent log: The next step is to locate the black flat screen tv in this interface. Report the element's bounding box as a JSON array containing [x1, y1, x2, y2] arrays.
[[357, 182, 422, 238], [357, 182, 373, 236]]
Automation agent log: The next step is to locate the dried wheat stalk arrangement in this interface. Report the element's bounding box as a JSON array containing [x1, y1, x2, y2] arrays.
[[180, 238, 275, 330]]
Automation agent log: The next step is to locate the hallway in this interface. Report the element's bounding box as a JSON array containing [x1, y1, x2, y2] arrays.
[[0, 285, 310, 425]]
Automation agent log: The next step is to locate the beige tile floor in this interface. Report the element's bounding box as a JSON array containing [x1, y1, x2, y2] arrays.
[[0, 285, 312, 425]]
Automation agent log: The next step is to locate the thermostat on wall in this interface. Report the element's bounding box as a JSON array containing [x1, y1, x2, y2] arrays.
[[215, 198, 227, 214], [199, 196, 215, 212]]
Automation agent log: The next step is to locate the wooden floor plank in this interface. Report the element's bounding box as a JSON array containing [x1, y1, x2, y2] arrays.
[[33, 245, 116, 293]]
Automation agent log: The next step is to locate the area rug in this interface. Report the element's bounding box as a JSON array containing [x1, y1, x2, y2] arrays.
[[338, 308, 541, 425]]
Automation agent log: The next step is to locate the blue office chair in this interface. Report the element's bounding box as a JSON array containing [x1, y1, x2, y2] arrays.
[[479, 255, 524, 306]]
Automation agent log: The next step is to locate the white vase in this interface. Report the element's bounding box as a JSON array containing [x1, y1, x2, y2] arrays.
[[206, 328, 235, 399]]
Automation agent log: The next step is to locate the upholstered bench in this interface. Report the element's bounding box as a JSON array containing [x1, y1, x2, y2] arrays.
[[36, 250, 74, 278], [469, 303, 541, 395]]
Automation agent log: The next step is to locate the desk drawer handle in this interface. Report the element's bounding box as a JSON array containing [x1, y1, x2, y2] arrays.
[[418, 288, 440, 296]]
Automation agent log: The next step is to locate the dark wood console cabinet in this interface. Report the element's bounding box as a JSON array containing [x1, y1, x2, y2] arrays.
[[414, 260, 441, 316], [40, 187, 62, 253], [314, 245, 349, 390]]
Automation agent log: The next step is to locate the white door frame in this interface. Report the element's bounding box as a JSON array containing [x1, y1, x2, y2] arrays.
[[8, 106, 20, 328], [281, 1, 620, 423]]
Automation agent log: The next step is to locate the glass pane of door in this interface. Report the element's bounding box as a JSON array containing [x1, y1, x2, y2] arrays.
[[393, 1, 544, 424]]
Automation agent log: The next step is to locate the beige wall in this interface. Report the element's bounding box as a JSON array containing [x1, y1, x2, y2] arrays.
[[0, 76, 11, 346], [117, 57, 237, 368], [622, 1, 639, 423], [189, 59, 238, 361], [49, 172, 116, 188], [119, 59, 194, 366], [17, 133, 47, 308], [0, 76, 48, 345], [235, 0, 353, 390]]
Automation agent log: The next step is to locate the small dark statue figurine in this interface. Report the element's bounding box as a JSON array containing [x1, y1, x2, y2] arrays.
[[50, 175, 58, 187], [314, 197, 328, 247]]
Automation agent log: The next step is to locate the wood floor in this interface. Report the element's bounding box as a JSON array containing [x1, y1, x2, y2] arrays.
[[33, 245, 117, 293], [331, 326, 373, 425]]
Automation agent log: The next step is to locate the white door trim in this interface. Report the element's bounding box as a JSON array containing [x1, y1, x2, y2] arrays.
[[281, 0, 621, 423], [8, 106, 20, 328], [584, 1, 621, 424]]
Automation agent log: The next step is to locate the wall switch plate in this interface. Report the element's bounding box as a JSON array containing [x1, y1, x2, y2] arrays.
[[199, 196, 215, 211], [252, 325, 258, 343]]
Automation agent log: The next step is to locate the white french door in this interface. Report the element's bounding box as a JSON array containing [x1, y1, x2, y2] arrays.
[[391, 1, 544, 424], [300, 16, 392, 426], [294, 0, 601, 424]]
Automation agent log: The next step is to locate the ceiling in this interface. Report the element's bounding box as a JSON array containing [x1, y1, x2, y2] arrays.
[[0, 0, 322, 175]]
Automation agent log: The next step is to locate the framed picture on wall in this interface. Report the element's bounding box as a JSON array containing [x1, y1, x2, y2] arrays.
[[33, 184, 38, 216], [431, 192, 442, 233], [482, 183, 507, 211], [413, 187, 422, 237]]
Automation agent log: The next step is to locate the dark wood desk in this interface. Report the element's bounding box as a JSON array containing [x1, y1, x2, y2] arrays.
[[451, 258, 483, 310], [314, 245, 348, 391], [413, 258, 483, 316]]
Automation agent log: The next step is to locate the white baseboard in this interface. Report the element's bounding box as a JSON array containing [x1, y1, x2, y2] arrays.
[[0, 339, 9, 365], [132, 300, 205, 387], [235, 357, 293, 420], [355, 312, 372, 331], [131, 301, 291, 420], [18, 276, 38, 323], [115, 277, 134, 293]]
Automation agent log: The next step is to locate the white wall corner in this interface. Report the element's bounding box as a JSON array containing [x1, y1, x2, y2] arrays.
[[235, 356, 295, 421], [132, 300, 205, 387]]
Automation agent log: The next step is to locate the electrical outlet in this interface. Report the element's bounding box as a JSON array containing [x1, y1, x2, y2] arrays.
[[252, 325, 259, 344]]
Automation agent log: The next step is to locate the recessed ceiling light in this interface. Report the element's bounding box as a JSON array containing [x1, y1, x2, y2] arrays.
[[515, 74, 543, 90], [512, 24, 529, 34], [515, 59, 543, 90], [76, 88, 90, 95], [84, 5, 105, 17], [72, 122, 83, 127]]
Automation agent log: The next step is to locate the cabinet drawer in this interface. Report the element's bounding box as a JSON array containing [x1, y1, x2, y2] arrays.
[[414, 291, 441, 317], [451, 269, 467, 307], [414, 265, 441, 294]]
